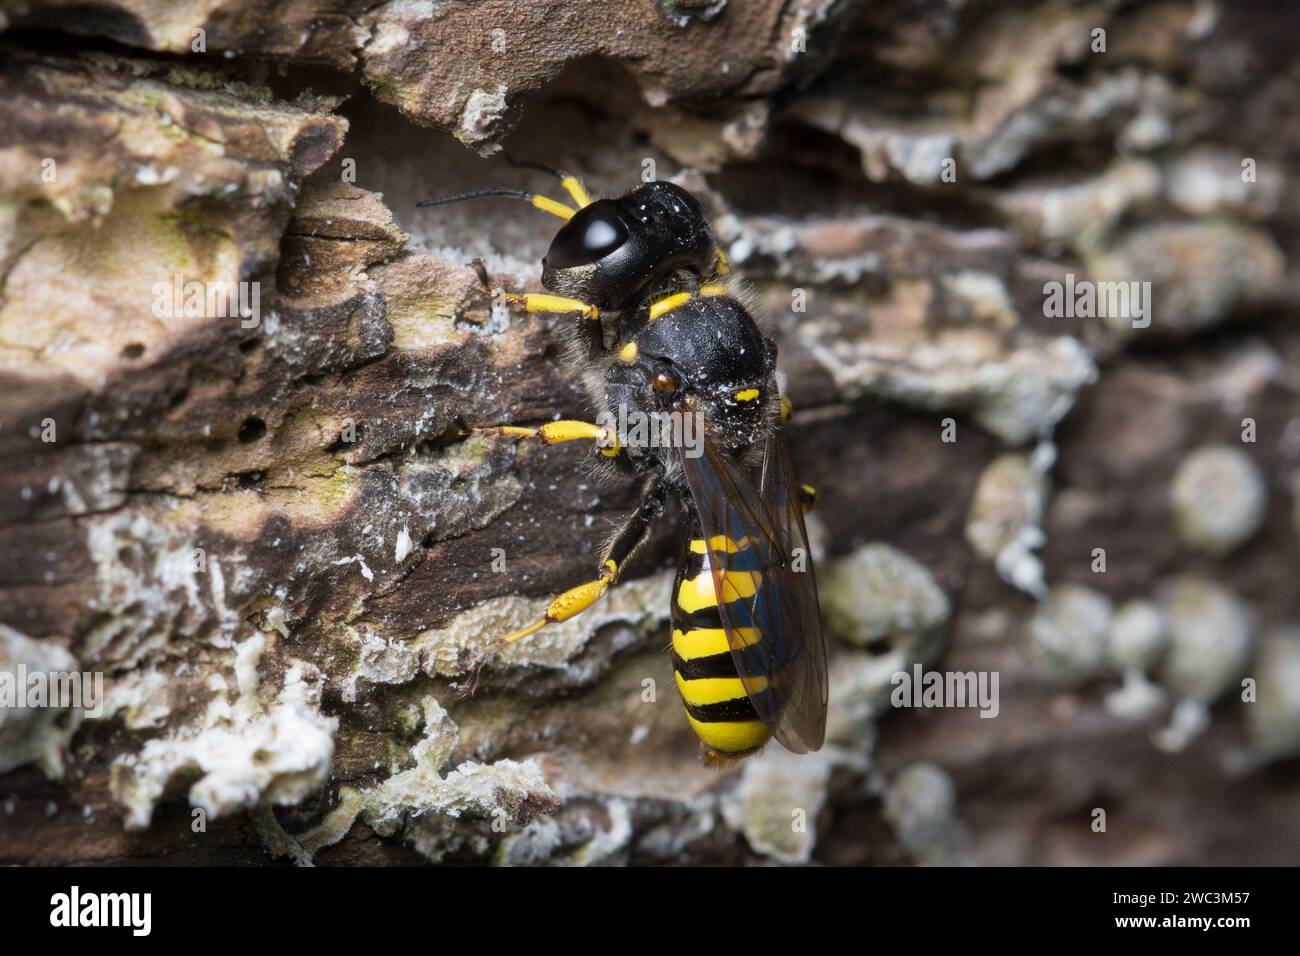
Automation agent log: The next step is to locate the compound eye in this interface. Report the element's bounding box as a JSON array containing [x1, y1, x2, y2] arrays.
[[654, 371, 680, 392], [544, 201, 630, 269]]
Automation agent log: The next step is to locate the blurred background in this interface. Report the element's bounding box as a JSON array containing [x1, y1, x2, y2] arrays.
[[0, 0, 1297, 864]]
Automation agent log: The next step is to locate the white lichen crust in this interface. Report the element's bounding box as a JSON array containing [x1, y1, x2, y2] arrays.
[[1170, 446, 1266, 557]]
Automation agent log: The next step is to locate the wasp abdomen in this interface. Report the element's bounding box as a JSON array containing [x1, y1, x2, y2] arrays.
[[671, 527, 772, 756]]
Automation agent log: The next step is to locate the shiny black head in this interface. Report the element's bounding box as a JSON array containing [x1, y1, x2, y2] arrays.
[[542, 182, 717, 312], [543, 200, 629, 269]]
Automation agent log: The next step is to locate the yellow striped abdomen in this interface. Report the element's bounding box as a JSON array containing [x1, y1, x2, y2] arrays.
[[671, 533, 770, 757]]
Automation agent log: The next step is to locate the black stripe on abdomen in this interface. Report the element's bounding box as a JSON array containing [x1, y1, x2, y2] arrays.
[[671, 650, 738, 680], [683, 696, 762, 723]]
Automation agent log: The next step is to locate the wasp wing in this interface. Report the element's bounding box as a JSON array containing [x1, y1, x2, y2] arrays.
[[677, 423, 828, 753]]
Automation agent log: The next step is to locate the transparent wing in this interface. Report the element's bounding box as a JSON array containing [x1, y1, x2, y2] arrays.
[[677, 423, 828, 753]]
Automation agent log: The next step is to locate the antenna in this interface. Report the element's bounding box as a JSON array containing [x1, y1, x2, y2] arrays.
[[416, 187, 575, 220], [504, 154, 593, 208]]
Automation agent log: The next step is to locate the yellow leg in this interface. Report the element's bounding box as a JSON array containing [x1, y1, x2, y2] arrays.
[[648, 291, 693, 321], [507, 560, 617, 642], [505, 292, 599, 321], [460, 564, 616, 694], [497, 419, 619, 456], [642, 284, 724, 323], [779, 395, 813, 511], [461, 479, 667, 694]]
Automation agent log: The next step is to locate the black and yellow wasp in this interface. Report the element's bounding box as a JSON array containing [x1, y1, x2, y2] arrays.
[[419, 163, 827, 760]]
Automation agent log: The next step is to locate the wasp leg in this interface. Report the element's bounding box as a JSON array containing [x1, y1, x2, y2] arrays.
[[468, 264, 599, 326], [461, 476, 666, 693], [713, 247, 731, 277], [470, 257, 492, 292], [504, 292, 599, 322], [491, 419, 621, 458], [647, 291, 693, 321], [778, 396, 816, 513], [641, 287, 726, 326]]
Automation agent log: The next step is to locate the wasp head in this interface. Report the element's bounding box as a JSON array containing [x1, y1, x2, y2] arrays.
[[542, 182, 716, 312], [541, 199, 634, 309]]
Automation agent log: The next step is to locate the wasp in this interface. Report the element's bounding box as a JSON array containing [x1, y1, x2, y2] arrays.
[[419, 162, 827, 760]]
